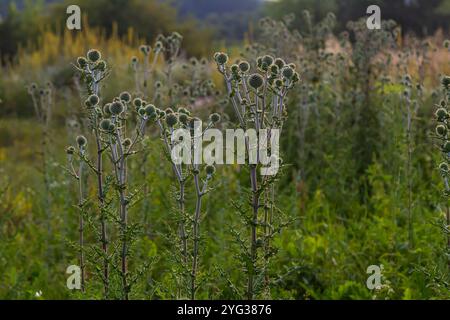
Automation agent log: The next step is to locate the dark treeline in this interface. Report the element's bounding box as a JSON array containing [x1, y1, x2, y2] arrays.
[[1, 0, 450, 63]]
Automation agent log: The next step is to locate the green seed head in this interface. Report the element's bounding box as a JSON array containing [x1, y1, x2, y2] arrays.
[[443, 141, 450, 153], [248, 73, 264, 89], [282, 66, 294, 79], [274, 58, 285, 69], [120, 92, 131, 103], [88, 94, 99, 106], [436, 124, 447, 136], [442, 76, 450, 89], [100, 119, 112, 131], [87, 49, 101, 63], [209, 113, 221, 123], [133, 98, 143, 108], [76, 135, 87, 148], [77, 57, 88, 68], [270, 64, 279, 74], [166, 113, 178, 127], [205, 164, 216, 176], [110, 101, 125, 115], [238, 61, 250, 73], [436, 108, 448, 120], [179, 113, 189, 124], [231, 64, 239, 74], [138, 107, 146, 116], [262, 55, 274, 66], [103, 103, 112, 115], [214, 52, 229, 65], [145, 104, 156, 116], [96, 60, 107, 71]]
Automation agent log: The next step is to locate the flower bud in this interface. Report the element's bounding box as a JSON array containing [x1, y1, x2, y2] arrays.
[[436, 124, 447, 137], [76, 135, 87, 148], [239, 61, 250, 73], [120, 92, 131, 103], [209, 113, 221, 123], [110, 101, 125, 115], [166, 113, 178, 127], [248, 73, 264, 89], [100, 119, 112, 131], [205, 164, 216, 176], [214, 52, 229, 65]]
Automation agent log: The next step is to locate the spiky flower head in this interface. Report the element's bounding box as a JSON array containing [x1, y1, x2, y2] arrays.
[[100, 119, 112, 131], [436, 124, 447, 137], [238, 61, 250, 73], [209, 113, 221, 123], [214, 52, 229, 65], [205, 164, 216, 176], [166, 113, 178, 127], [120, 92, 131, 103], [179, 113, 189, 124], [282, 66, 294, 79], [248, 73, 264, 89], [77, 57, 88, 68], [110, 101, 125, 115], [443, 141, 450, 153], [436, 108, 448, 121], [142, 104, 155, 116], [262, 55, 274, 66], [96, 60, 107, 71], [274, 58, 285, 69], [87, 49, 101, 63], [76, 135, 87, 148], [442, 76, 450, 89], [88, 94, 99, 106]]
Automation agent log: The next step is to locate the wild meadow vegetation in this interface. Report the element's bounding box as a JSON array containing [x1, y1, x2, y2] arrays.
[[1, 6, 450, 299]]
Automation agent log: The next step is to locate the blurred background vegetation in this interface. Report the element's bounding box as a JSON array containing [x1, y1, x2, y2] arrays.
[[1, 0, 450, 300]]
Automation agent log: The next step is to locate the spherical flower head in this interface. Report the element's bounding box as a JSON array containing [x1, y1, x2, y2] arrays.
[[131, 56, 139, 65], [88, 94, 99, 106], [77, 57, 88, 68], [443, 141, 450, 153], [76, 135, 87, 148], [66, 146, 76, 155], [103, 103, 112, 116], [165, 107, 174, 114], [178, 107, 190, 115], [179, 113, 189, 124], [248, 73, 264, 90], [96, 60, 107, 71], [275, 79, 284, 88], [270, 64, 279, 74], [436, 108, 448, 121], [436, 124, 447, 137], [166, 113, 178, 127], [120, 92, 131, 103], [145, 104, 156, 116], [262, 55, 274, 66], [133, 98, 143, 108], [231, 64, 239, 74], [439, 162, 449, 172], [442, 76, 450, 89], [205, 164, 216, 176], [274, 58, 285, 69], [110, 101, 125, 115], [87, 49, 101, 63], [100, 119, 112, 131], [209, 113, 221, 123], [123, 138, 132, 148], [282, 66, 294, 79], [138, 107, 147, 117], [238, 61, 250, 73], [214, 52, 229, 65]]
